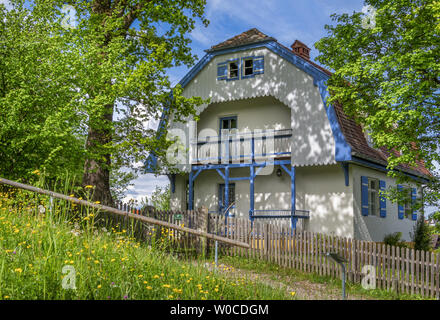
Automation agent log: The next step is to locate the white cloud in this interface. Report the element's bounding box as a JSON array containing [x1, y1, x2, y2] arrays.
[[0, 0, 12, 10]]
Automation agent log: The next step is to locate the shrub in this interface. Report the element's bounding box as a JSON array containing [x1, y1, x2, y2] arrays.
[[383, 232, 408, 248], [411, 216, 432, 252]]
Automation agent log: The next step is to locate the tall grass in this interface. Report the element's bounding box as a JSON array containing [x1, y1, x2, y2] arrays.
[[0, 177, 292, 300]]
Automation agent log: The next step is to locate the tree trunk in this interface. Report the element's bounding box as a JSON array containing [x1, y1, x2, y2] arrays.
[[82, 103, 114, 206]]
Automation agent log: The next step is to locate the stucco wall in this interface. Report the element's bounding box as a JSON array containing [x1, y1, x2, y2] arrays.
[[351, 164, 418, 242]]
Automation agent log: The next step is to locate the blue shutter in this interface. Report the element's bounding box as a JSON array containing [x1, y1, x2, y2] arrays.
[[361, 176, 369, 216], [253, 56, 264, 75], [397, 185, 404, 220], [379, 180, 386, 218], [217, 62, 228, 80], [411, 188, 418, 221]]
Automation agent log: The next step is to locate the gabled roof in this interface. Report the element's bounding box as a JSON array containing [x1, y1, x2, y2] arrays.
[[208, 28, 275, 52]]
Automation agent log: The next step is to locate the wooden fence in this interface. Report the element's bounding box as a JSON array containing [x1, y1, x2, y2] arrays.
[[117, 205, 440, 299]]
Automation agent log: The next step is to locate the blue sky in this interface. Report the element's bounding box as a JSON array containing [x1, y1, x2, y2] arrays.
[[123, 0, 438, 216], [126, 0, 367, 203]]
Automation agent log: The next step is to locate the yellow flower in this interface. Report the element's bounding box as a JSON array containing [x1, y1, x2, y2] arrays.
[[162, 284, 171, 288], [95, 201, 100, 204], [97, 285, 102, 289], [69, 194, 75, 197], [85, 185, 94, 189], [153, 275, 159, 279], [168, 295, 173, 299], [111, 258, 115, 262], [143, 281, 148, 284], [14, 268, 23, 273], [146, 286, 152, 290], [290, 291, 296, 296], [138, 275, 143, 278], [4, 296, 9, 299]]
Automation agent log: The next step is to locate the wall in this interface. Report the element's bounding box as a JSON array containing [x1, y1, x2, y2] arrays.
[[351, 163, 418, 242]]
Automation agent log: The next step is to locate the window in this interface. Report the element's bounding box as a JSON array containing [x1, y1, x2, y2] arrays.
[[243, 58, 253, 76], [228, 61, 238, 79], [402, 187, 412, 220], [361, 176, 386, 217], [220, 116, 237, 132], [219, 183, 235, 213], [368, 178, 380, 216]]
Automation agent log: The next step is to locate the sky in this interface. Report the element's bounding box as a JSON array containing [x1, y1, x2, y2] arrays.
[[113, 0, 438, 216], [126, 0, 368, 204]]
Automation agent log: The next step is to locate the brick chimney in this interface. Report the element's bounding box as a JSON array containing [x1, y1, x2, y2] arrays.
[[291, 40, 311, 60]]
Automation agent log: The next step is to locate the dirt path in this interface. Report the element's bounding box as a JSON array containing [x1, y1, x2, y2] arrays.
[[198, 262, 372, 300]]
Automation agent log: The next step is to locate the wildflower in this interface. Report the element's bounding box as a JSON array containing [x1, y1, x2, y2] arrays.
[[168, 295, 173, 299], [14, 268, 23, 273], [146, 286, 152, 290], [97, 285, 102, 289], [153, 275, 159, 279], [95, 201, 100, 204], [138, 275, 143, 278], [290, 292, 296, 297], [162, 284, 171, 288], [143, 281, 148, 284], [4, 296, 9, 299], [123, 295, 128, 300], [85, 185, 94, 189]]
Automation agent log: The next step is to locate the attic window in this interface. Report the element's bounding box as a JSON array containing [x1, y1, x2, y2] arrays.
[[243, 59, 253, 76], [228, 62, 238, 79]]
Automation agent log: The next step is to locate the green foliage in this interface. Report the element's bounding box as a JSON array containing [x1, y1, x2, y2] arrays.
[[0, 0, 209, 202], [411, 215, 432, 251], [315, 0, 440, 208], [383, 232, 408, 248], [143, 185, 170, 211]]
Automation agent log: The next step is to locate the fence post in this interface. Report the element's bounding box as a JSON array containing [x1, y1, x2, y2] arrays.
[[198, 206, 209, 257]]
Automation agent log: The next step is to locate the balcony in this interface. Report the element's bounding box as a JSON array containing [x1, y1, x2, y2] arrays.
[[190, 129, 292, 164]]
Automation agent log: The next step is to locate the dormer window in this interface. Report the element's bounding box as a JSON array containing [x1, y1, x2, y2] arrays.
[[228, 61, 239, 79], [243, 58, 253, 76]]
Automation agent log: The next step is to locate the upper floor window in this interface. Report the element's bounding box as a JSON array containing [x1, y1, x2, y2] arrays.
[[243, 58, 254, 76], [217, 56, 264, 81], [228, 61, 239, 79]]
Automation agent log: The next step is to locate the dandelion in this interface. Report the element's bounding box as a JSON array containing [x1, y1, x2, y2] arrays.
[[146, 286, 152, 290], [95, 201, 100, 204], [14, 268, 23, 273], [162, 284, 171, 288], [85, 185, 94, 189], [290, 291, 296, 297], [97, 285, 102, 289], [138, 275, 143, 278]]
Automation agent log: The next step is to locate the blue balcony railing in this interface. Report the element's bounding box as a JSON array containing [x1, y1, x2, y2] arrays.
[[191, 128, 292, 164]]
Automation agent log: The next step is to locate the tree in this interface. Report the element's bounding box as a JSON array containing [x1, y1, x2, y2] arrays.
[[1, 0, 207, 204], [0, 1, 85, 184], [315, 0, 440, 208], [411, 215, 432, 251], [143, 185, 170, 211]]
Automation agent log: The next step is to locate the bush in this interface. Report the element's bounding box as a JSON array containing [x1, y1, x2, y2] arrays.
[[383, 232, 408, 248], [411, 216, 432, 252]]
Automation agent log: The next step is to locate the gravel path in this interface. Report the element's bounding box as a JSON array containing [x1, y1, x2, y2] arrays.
[[199, 262, 372, 300]]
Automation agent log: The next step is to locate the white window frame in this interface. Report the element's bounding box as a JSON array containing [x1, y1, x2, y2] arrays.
[[368, 177, 380, 216], [243, 58, 254, 76], [228, 61, 239, 79]]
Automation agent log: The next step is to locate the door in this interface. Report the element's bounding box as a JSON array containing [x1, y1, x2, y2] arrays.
[[219, 116, 237, 161], [218, 183, 235, 215]]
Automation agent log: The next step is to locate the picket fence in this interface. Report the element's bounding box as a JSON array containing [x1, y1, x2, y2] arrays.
[[115, 204, 440, 299]]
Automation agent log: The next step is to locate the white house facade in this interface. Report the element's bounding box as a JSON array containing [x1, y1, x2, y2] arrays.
[[145, 29, 431, 242]]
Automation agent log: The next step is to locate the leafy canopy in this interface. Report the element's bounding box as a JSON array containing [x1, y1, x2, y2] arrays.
[[315, 0, 440, 211]]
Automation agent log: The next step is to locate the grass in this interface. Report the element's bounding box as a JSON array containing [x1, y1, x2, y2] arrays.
[[214, 254, 434, 300], [0, 185, 293, 300]]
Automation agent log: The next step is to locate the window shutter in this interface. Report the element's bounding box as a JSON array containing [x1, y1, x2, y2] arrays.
[[253, 56, 264, 75], [217, 62, 228, 80], [397, 185, 404, 220], [379, 180, 386, 218], [411, 188, 418, 221], [361, 176, 369, 216]]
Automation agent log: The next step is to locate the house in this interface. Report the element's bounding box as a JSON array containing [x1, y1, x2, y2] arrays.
[[145, 28, 431, 242]]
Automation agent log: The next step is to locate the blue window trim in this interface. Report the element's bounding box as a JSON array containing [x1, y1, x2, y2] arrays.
[[219, 116, 238, 132], [226, 58, 240, 81], [240, 55, 264, 79]]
